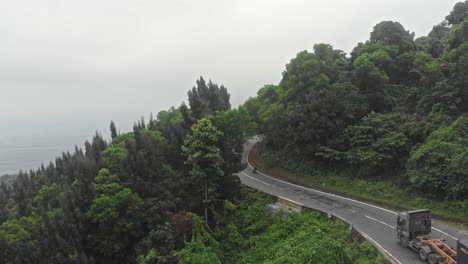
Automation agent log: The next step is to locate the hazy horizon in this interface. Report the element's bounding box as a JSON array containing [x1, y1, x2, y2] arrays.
[[0, 0, 462, 175], [0, 112, 143, 175], [1, 0, 460, 115]]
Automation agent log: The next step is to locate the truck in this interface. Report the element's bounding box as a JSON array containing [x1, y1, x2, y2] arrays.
[[397, 209, 468, 264]]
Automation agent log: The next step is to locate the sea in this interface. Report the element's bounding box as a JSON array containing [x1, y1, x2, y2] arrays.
[[0, 112, 145, 176]]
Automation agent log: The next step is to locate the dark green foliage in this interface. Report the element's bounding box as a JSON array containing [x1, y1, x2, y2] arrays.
[[151, 107, 187, 168], [1, 2, 467, 262], [0, 213, 41, 264], [416, 23, 450, 58], [34, 183, 62, 210], [444, 41, 468, 112], [370, 21, 415, 52], [287, 82, 368, 155], [416, 80, 463, 115], [176, 190, 385, 264], [337, 113, 410, 177], [281, 44, 348, 102], [188, 77, 231, 120], [182, 118, 226, 228], [448, 18, 468, 49], [446, 1, 468, 25], [183, 118, 224, 190], [110, 121, 117, 139], [87, 169, 145, 262], [208, 107, 256, 199], [101, 144, 127, 171], [249, 44, 368, 155], [242, 1, 467, 204], [0, 75, 243, 263], [138, 249, 160, 264], [408, 116, 468, 199], [175, 213, 223, 264]]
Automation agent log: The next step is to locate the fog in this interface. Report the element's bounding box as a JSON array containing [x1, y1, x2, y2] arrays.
[[0, 0, 459, 114]]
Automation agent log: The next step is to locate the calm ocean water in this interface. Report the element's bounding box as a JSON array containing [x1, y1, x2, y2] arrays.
[[0, 112, 144, 176]]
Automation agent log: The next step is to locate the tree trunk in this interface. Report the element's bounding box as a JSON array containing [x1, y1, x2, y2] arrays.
[[204, 176, 209, 228]]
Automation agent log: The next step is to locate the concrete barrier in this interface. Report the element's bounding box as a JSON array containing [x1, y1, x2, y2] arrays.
[[277, 196, 304, 211], [246, 186, 394, 263], [351, 227, 366, 243], [243, 141, 398, 263]]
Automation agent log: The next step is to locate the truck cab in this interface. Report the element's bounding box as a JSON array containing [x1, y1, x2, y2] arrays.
[[397, 209, 432, 247], [397, 210, 440, 263], [397, 209, 467, 264]]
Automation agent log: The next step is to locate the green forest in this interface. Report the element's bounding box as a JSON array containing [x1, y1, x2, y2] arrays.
[[0, 76, 381, 264], [1, 1, 468, 263], [245, 1, 468, 219]]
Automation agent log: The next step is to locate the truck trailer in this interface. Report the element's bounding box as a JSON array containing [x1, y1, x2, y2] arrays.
[[397, 209, 468, 264]]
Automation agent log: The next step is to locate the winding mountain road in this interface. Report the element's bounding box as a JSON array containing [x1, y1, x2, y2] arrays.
[[239, 138, 468, 264]]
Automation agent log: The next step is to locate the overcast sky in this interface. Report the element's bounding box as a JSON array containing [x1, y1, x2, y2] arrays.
[[0, 0, 460, 115]]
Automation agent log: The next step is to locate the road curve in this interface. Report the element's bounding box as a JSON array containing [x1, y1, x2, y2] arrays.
[[239, 139, 468, 264]]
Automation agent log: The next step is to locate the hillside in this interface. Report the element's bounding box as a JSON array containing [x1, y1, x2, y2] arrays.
[[1, 1, 468, 263], [242, 2, 468, 216], [176, 188, 385, 264]]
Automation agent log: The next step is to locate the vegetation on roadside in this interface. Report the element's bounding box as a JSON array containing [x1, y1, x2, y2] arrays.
[[177, 189, 386, 264], [254, 144, 468, 224], [242, 1, 468, 224], [1, 1, 468, 263], [0, 77, 249, 263]]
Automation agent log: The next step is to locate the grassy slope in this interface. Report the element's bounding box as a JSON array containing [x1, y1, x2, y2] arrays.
[[221, 189, 386, 264], [176, 188, 386, 264], [249, 144, 468, 230]]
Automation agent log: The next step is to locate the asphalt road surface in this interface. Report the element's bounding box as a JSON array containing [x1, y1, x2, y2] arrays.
[[239, 139, 468, 264]]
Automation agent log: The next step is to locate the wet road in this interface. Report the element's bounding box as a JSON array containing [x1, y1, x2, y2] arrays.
[[239, 139, 468, 264]]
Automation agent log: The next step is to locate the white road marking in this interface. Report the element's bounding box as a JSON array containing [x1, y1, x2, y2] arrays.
[[244, 180, 403, 263], [246, 151, 397, 214], [364, 215, 396, 229], [432, 228, 458, 241], [278, 195, 304, 206], [243, 170, 397, 230], [244, 143, 459, 241], [241, 172, 275, 187], [241, 168, 409, 263], [363, 233, 403, 264]]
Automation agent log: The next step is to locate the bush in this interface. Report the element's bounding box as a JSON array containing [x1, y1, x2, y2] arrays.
[[408, 116, 468, 199], [187, 189, 386, 264]]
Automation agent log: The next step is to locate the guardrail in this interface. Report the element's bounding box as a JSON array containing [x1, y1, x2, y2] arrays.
[[249, 188, 398, 264], [245, 140, 399, 264]]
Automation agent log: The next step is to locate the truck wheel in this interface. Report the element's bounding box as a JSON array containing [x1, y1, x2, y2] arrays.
[[419, 248, 428, 261], [427, 253, 440, 264], [400, 236, 409, 248]]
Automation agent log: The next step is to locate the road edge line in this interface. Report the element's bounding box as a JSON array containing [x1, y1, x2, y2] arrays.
[[245, 140, 459, 241]]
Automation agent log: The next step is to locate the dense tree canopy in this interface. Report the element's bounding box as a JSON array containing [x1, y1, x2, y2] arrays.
[[188, 77, 231, 120], [243, 1, 468, 200], [0, 76, 244, 264], [446, 1, 468, 25], [1, 2, 467, 263]]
